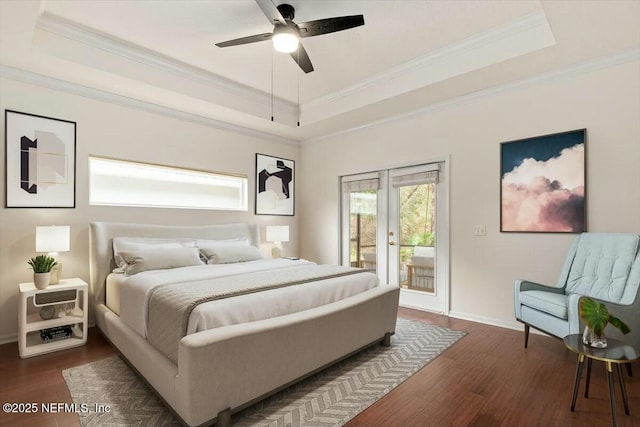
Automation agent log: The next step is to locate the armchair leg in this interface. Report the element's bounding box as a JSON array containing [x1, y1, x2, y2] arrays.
[[524, 324, 530, 348]]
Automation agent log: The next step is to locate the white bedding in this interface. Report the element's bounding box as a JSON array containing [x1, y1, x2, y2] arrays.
[[107, 258, 379, 338]]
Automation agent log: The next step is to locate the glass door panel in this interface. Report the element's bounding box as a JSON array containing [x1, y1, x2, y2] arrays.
[[348, 190, 377, 271], [399, 183, 436, 293], [341, 172, 387, 282], [389, 163, 446, 313]]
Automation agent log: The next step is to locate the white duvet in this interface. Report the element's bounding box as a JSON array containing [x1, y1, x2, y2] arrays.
[[107, 259, 379, 339]]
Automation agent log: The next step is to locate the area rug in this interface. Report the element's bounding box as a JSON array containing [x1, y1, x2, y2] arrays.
[[63, 318, 466, 427]]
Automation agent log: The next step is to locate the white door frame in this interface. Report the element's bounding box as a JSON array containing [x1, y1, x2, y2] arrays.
[[340, 156, 450, 315]]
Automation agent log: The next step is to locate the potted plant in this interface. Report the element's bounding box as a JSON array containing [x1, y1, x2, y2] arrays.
[[579, 297, 630, 348], [27, 254, 57, 289]]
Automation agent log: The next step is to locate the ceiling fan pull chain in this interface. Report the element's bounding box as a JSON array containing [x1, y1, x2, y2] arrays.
[[297, 48, 300, 127], [271, 48, 274, 122]]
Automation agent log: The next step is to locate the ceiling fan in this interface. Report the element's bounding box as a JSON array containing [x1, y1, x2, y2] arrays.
[[215, 0, 364, 73]]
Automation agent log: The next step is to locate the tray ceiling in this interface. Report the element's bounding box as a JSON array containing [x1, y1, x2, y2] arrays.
[[1, 0, 638, 142]]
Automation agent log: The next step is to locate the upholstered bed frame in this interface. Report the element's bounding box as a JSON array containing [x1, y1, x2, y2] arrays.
[[90, 222, 400, 426]]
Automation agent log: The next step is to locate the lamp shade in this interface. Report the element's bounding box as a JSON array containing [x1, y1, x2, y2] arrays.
[[36, 226, 70, 253], [266, 225, 289, 243]]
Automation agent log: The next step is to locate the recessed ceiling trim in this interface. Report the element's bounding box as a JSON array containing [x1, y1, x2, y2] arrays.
[[35, 11, 297, 116], [0, 64, 300, 146], [302, 48, 640, 146], [302, 11, 556, 125]]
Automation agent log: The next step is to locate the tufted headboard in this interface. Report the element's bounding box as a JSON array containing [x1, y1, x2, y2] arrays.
[[89, 222, 260, 305]]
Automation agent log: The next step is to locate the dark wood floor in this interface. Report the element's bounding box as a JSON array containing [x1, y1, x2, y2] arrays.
[[0, 308, 638, 427]]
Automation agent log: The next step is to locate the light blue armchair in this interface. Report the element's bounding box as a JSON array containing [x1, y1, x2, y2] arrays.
[[514, 233, 640, 349]]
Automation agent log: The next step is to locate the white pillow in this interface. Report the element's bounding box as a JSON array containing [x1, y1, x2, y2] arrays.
[[201, 246, 263, 264], [119, 247, 203, 275], [113, 237, 196, 268], [196, 238, 250, 249]]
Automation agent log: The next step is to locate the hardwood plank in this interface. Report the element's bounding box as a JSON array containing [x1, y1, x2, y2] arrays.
[[0, 328, 110, 427], [0, 309, 638, 427], [345, 308, 639, 427]]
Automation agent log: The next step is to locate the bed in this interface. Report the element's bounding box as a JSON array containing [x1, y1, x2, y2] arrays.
[[90, 222, 400, 426]]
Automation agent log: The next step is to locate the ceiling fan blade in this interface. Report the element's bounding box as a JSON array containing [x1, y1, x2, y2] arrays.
[[255, 0, 286, 25], [297, 15, 364, 38], [215, 32, 273, 48], [290, 42, 314, 73]]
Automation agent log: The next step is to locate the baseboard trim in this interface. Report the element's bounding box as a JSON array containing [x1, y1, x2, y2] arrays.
[[0, 334, 17, 345], [399, 303, 444, 315], [448, 310, 550, 336]]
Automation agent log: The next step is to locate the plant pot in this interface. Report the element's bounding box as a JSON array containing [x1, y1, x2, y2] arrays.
[[582, 326, 607, 348], [33, 272, 51, 290]]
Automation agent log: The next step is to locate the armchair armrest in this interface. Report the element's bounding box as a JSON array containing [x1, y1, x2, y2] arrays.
[[516, 279, 566, 294], [514, 280, 566, 320]]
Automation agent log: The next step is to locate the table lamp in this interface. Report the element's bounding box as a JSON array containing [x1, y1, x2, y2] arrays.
[[266, 225, 289, 258], [36, 225, 70, 285]]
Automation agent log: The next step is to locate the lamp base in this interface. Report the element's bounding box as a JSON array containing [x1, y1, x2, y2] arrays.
[[50, 263, 61, 285], [271, 245, 283, 259]]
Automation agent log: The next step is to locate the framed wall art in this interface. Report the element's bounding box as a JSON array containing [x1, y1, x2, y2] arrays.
[[255, 153, 294, 216], [500, 129, 586, 233], [5, 110, 76, 208]]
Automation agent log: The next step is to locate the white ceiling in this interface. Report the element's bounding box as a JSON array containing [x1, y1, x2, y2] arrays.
[[1, 1, 639, 143]]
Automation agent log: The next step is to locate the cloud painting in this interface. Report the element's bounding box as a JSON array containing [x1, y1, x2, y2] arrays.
[[500, 130, 586, 232]]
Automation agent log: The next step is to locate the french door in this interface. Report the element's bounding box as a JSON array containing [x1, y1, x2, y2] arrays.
[[341, 162, 448, 313]]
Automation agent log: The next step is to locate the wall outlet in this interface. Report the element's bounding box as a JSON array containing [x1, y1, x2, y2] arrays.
[[474, 224, 487, 236]]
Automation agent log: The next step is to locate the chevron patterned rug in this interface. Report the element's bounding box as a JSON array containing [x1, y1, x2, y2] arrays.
[[63, 318, 465, 427]]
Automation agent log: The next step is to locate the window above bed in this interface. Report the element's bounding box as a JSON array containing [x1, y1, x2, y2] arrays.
[[89, 156, 248, 211]]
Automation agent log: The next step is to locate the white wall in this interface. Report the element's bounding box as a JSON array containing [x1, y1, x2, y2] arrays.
[[298, 58, 640, 330], [1, 57, 638, 343], [0, 77, 299, 343]]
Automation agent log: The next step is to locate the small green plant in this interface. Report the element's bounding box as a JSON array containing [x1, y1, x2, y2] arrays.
[[27, 254, 57, 273], [579, 297, 631, 337]]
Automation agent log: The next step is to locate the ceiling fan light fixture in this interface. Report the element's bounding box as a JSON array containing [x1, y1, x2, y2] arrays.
[[272, 25, 299, 53], [215, 2, 364, 73]]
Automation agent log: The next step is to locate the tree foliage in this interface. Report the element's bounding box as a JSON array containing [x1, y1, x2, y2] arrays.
[[349, 184, 436, 264]]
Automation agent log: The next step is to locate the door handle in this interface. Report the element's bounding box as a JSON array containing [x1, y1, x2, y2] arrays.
[[389, 241, 396, 246]]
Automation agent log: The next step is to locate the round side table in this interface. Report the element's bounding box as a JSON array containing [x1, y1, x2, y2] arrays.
[[563, 334, 639, 427]]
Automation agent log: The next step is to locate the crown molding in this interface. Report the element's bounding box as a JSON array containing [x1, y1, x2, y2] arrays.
[[301, 11, 556, 124], [35, 11, 297, 117], [0, 64, 300, 146], [302, 48, 640, 146], [34, 9, 557, 128]]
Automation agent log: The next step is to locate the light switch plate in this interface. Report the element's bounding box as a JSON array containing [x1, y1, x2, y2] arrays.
[[474, 224, 487, 236]]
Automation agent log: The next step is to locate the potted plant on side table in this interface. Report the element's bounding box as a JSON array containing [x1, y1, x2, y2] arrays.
[[579, 297, 631, 348], [27, 254, 58, 290]]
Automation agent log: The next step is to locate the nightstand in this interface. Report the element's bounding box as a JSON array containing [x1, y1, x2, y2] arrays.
[[18, 278, 88, 358]]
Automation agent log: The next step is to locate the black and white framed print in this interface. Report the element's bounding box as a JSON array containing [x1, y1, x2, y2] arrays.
[[500, 129, 586, 233], [255, 153, 294, 216], [5, 110, 76, 208]]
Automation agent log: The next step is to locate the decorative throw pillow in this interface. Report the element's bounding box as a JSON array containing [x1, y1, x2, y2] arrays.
[[201, 246, 263, 264], [196, 238, 251, 262], [113, 237, 196, 268], [119, 247, 203, 275]]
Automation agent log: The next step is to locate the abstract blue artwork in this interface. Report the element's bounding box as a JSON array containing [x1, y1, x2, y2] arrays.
[[500, 129, 586, 232]]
